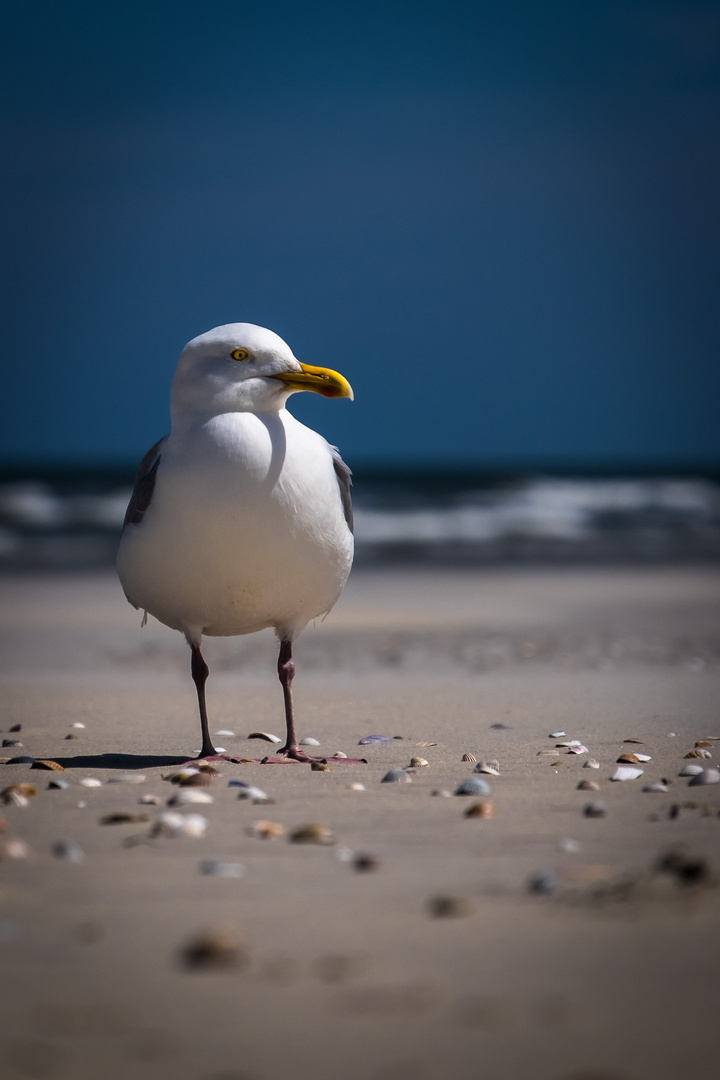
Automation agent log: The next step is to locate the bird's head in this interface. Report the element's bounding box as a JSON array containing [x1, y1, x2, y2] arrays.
[[171, 323, 353, 419]]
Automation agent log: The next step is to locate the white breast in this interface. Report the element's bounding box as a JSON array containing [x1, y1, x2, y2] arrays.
[[117, 409, 353, 640]]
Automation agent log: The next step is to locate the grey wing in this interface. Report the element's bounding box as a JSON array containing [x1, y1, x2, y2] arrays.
[[122, 436, 167, 530], [331, 445, 353, 534]]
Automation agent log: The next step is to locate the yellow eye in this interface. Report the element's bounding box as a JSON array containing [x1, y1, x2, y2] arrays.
[[231, 347, 249, 361]]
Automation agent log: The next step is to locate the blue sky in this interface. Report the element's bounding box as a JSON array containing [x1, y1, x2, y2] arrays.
[[2, 1, 720, 467]]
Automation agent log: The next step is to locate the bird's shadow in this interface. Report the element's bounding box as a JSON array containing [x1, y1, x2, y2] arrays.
[[46, 753, 190, 770]]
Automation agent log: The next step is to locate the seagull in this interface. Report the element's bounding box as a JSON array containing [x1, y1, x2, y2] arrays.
[[117, 323, 362, 764]]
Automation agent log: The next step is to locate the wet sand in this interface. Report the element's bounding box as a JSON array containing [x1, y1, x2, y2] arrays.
[[1, 566, 720, 1080]]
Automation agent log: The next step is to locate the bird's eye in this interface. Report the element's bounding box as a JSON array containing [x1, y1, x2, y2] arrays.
[[231, 348, 250, 361]]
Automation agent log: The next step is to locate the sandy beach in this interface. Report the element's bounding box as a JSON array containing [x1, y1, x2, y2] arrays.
[[1, 565, 719, 1080]]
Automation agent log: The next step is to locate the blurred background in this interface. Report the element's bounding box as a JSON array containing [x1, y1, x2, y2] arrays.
[[2, 0, 719, 568]]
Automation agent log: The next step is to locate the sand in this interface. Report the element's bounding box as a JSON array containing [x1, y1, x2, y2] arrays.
[[1, 566, 719, 1080]]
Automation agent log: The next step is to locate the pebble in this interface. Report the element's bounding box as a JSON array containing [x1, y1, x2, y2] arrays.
[[150, 812, 208, 838], [353, 853, 383, 872], [381, 769, 412, 784], [52, 840, 85, 862], [108, 773, 147, 784], [359, 735, 403, 744], [583, 759, 600, 769], [168, 789, 214, 806], [236, 785, 271, 804], [300, 737, 320, 746], [679, 764, 704, 776], [455, 777, 492, 797], [199, 860, 244, 878], [246, 820, 284, 839], [428, 895, 473, 918], [464, 800, 495, 819], [583, 802, 607, 818], [577, 780, 599, 791], [180, 926, 247, 971], [289, 823, 335, 845], [0, 839, 30, 861], [79, 778, 102, 788], [611, 766, 644, 781], [48, 778, 69, 790], [688, 768, 720, 787], [248, 732, 282, 743], [643, 780, 670, 793], [474, 761, 500, 775], [528, 870, 558, 895], [8, 724, 22, 732]]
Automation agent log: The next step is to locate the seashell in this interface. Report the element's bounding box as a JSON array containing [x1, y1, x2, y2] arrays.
[[461, 753, 477, 763], [427, 895, 473, 918], [289, 823, 335, 845], [556, 740, 582, 748], [685, 749, 712, 759], [415, 741, 438, 747], [527, 870, 558, 895], [246, 820, 284, 839], [1, 739, 22, 748], [333, 751, 347, 758], [617, 753, 641, 764], [611, 766, 644, 782], [179, 772, 213, 787], [72, 723, 85, 729], [79, 777, 102, 787], [431, 789, 452, 797], [643, 781, 670, 793], [559, 837, 581, 853], [138, 793, 161, 805], [108, 773, 147, 784], [566, 745, 589, 755], [490, 723, 511, 730], [64, 734, 78, 740], [656, 849, 711, 886], [0, 838, 30, 860], [464, 799, 495, 819], [168, 789, 214, 806], [577, 779, 599, 791], [623, 738, 644, 744], [359, 735, 403, 744], [455, 777, 491, 796], [549, 731, 566, 738], [48, 778, 69, 790], [300, 737, 320, 746], [150, 811, 208, 838], [678, 763, 704, 776], [381, 769, 412, 783], [52, 840, 85, 862], [236, 786, 271, 804], [199, 860, 244, 878], [550, 760, 564, 767], [688, 768, 720, 787], [31, 759, 65, 771], [180, 926, 247, 970], [1, 783, 36, 803], [348, 782, 365, 791], [583, 758, 600, 769], [474, 761, 500, 775], [248, 732, 282, 743], [583, 801, 607, 818], [214, 729, 235, 737], [695, 740, 713, 748], [410, 757, 429, 768], [634, 754, 652, 762], [353, 853, 382, 872], [100, 811, 151, 825], [311, 761, 331, 772]]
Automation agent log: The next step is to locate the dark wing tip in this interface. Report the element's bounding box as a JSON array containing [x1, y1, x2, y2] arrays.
[[122, 436, 166, 529], [331, 446, 353, 534]]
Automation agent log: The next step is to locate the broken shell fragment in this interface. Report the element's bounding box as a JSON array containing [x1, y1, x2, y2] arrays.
[[31, 760, 65, 771], [583, 759, 600, 769], [464, 799, 495, 818], [248, 732, 282, 743], [455, 777, 492, 796], [246, 820, 284, 839], [688, 768, 720, 786], [611, 766, 644, 781], [180, 926, 247, 971], [381, 769, 412, 784], [566, 745, 589, 755], [577, 780, 600, 791], [289, 823, 335, 845]]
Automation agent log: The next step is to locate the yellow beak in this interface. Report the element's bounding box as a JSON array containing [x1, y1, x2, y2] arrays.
[[272, 362, 354, 400]]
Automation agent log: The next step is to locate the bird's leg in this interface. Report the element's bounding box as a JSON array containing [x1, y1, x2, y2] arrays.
[[277, 638, 300, 756], [191, 642, 218, 758]]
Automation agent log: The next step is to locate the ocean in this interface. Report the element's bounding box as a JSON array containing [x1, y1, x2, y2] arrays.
[[1, 464, 719, 569]]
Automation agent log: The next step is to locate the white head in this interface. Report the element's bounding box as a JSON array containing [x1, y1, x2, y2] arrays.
[[170, 323, 353, 424]]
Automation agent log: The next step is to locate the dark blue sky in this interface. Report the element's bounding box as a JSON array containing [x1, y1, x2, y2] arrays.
[[2, 1, 720, 467]]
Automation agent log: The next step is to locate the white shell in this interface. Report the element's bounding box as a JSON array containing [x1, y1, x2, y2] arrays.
[[214, 729, 235, 737], [611, 766, 644, 781], [108, 773, 147, 784], [584, 759, 600, 769], [151, 811, 208, 838], [566, 745, 589, 755], [642, 781, 669, 793], [72, 723, 86, 729], [168, 789, 214, 806], [299, 737, 320, 746], [474, 761, 500, 775], [381, 769, 412, 783], [556, 739, 583, 748], [236, 786, 270, 803], [79, 778, 102, 788], [634, 754, 652, 762], [549, 731, 566, 738], [248, 732, 282, 743], [688, 768, 720, 786], [679, 764, 704, 776]]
